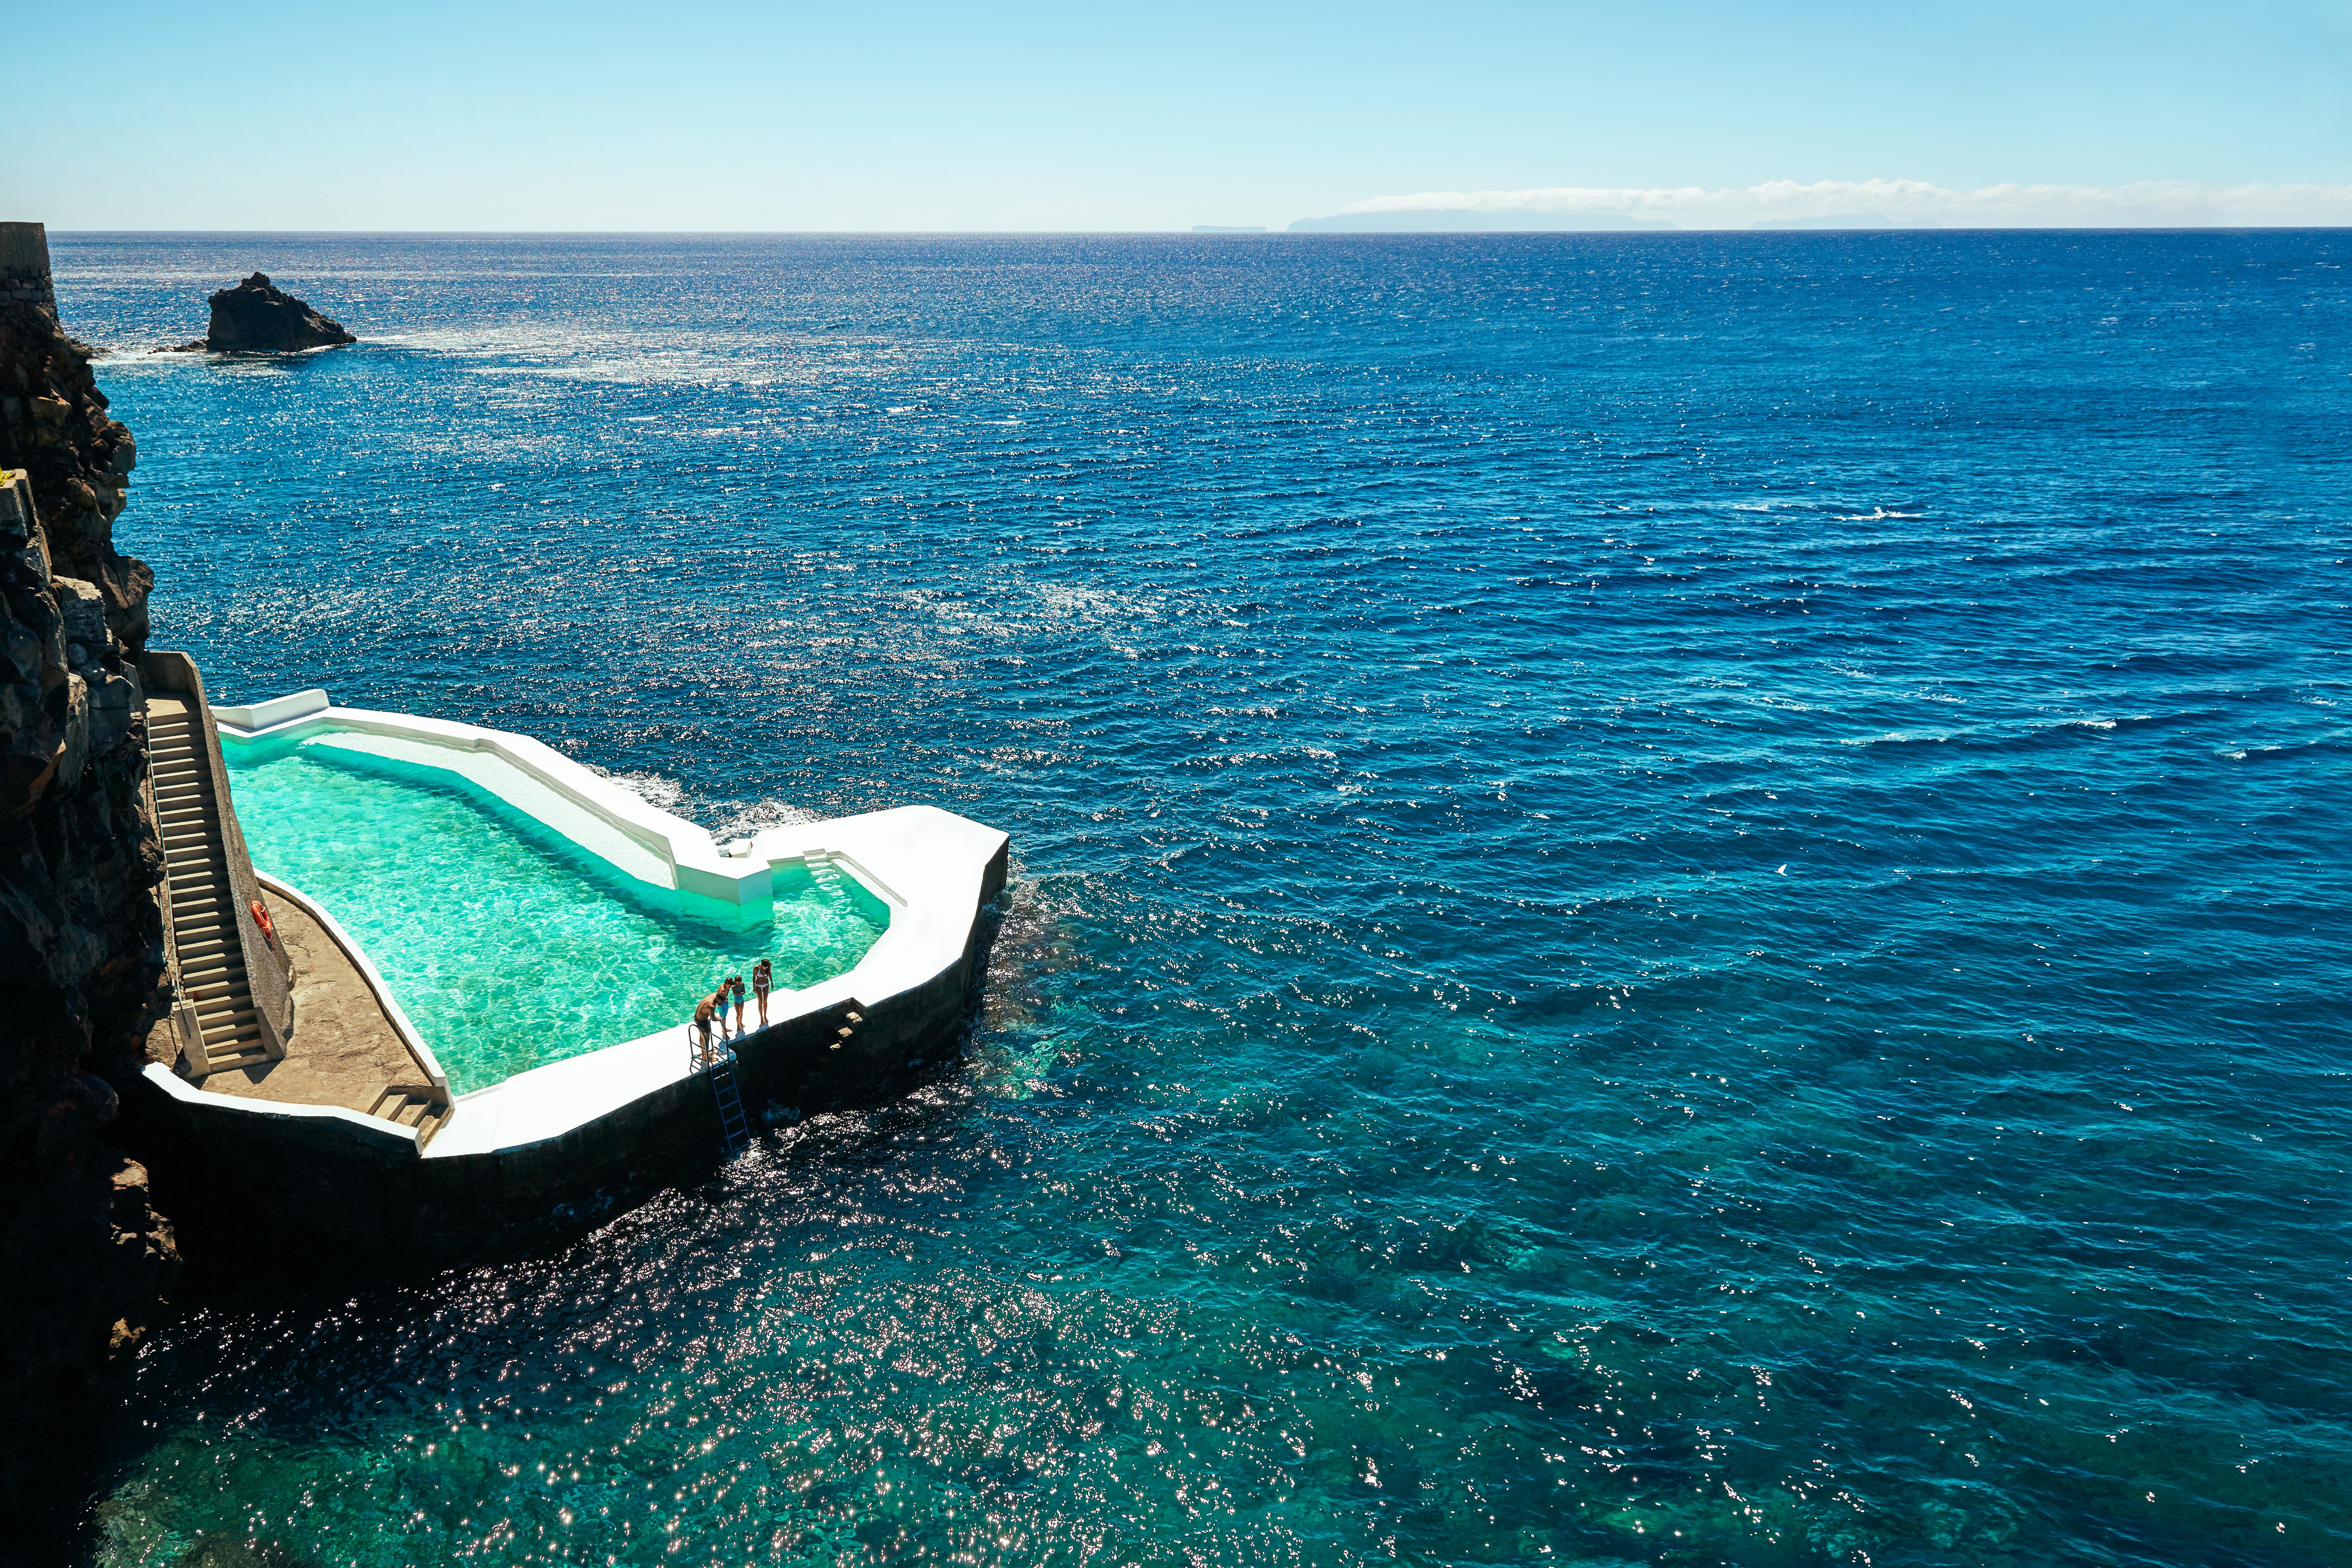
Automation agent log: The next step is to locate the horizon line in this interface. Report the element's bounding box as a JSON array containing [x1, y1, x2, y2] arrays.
[[35, 225, 2352, 237]]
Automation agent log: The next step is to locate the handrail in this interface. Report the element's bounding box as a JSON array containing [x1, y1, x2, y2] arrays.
[[686, 1023, 733, 1074], [141, 651, 293, 1056]]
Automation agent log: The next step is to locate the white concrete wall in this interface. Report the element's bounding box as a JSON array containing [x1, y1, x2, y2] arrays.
[[212, 687, 330, 732], [141, 1060, 422, 1147], [221, 701, 765, 906]]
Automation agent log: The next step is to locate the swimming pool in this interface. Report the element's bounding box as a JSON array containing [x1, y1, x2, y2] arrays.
[[222, 741, 890, 1093]]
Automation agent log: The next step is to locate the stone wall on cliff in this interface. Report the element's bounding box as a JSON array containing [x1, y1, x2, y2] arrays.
[[0, 221, 179, 1528], [1, 220, 59, 314]]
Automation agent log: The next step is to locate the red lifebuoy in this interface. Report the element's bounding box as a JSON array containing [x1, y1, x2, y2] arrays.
[[250, 899, 277, 945]]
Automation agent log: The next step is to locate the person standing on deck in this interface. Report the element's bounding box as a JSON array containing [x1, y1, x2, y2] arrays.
[[729, 973, 749, 1036], [752, 957, 772, 1030], [693, 989, 720, 1063]]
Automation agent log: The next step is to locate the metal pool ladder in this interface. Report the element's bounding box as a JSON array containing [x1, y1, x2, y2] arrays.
[[689, 1027, 750, 1157]]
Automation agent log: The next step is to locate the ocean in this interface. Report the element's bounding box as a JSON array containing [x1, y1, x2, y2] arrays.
[[58, 231, 2352, 1565]]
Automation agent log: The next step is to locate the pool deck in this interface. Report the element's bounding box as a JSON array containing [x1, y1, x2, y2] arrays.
[[184, 890, 440, 1130]]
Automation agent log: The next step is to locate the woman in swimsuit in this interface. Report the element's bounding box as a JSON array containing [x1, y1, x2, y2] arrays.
[[729, 974, 748, 1035], [752, 958, 772, 1029]]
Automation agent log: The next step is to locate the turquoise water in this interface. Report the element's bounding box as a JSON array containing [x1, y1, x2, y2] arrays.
[[63, 232, 2352, 1564], [223, 741, 889, 1092]]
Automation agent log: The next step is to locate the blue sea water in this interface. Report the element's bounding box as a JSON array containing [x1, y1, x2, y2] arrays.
[[57, 231, 2352, 1565]]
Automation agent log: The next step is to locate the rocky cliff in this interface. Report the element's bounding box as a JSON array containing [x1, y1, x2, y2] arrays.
[[204, 271, 355, 352], [0, 222, 179, 1528]]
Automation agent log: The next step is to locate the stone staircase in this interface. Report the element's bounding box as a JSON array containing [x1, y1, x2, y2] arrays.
[[149, 695, 269, 1073]]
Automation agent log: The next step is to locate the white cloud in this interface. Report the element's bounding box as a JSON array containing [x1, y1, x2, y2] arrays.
[[1303, 178, 2352, 230]]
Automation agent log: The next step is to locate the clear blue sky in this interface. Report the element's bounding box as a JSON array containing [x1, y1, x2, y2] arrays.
[[13, 0, 2348, 230]]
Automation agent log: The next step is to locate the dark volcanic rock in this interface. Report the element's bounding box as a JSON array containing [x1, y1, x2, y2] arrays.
[[204, 271, 356, 352], [0, 223, 178, 1534]]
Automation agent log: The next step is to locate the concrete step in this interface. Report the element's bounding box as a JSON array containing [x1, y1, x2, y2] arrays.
[[369, 1087, 444, 1132]]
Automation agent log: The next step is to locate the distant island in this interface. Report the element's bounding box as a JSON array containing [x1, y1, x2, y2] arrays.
[[1288, 210, 1673, 232]]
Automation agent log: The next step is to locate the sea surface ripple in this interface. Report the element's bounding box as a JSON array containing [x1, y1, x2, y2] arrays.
[[61, 231, 2352, 1566]]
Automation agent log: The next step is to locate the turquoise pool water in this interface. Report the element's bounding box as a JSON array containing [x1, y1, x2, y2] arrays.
[[221, 741, 890, 1093]]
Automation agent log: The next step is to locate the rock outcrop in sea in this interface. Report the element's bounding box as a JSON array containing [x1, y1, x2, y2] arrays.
[[198, 271, 356, 352], [0, 221, 179, 1528]]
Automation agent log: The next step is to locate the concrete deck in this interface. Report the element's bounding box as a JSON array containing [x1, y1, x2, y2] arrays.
[[195, 890, 418, 1113]]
